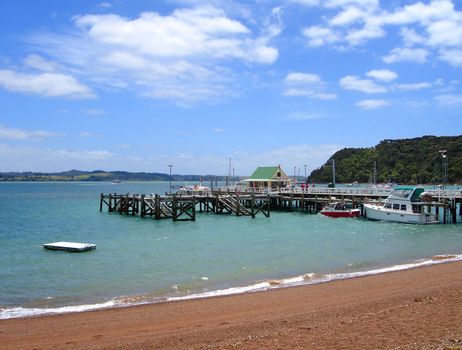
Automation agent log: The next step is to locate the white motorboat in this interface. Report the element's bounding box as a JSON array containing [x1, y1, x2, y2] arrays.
[[177, 184, 211, 195], [364, 186, 438, 224]]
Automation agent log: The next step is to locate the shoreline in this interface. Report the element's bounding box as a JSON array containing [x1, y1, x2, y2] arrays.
[[2, 253, 461, 320], [2, 260, 462, 349]]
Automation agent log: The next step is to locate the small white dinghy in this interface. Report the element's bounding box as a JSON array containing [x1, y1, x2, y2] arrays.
[[43, 241, 96, 252]]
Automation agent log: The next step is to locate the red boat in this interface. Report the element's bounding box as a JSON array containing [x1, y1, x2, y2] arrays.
[[320, 202, 361, 218]]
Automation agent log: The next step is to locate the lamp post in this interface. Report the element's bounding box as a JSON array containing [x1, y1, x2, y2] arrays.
[[304, 164, 307, 180], [439, 150, 448, 189], [168, 164, 173, 195]]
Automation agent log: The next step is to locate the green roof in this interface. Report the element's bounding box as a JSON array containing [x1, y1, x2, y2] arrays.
[[249, 166, 279, 180]]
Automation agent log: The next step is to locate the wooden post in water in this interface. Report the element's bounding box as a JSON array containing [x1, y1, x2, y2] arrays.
[[251, 193, 255, 218], [132, 194, 136, 216], [236, 194, 241, 216], [99, 193, 104, 212], [140, 195, 145, 217], [155, 195, 160, 220], [443, 200, 447, 224], [192, 197, 196, 221], [451, 199, 457, 224], [172, 195, 178, 221], [108, 193, 113, 212]]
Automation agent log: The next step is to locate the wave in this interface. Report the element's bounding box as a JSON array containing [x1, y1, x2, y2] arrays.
[[1, 253, 461, 320]]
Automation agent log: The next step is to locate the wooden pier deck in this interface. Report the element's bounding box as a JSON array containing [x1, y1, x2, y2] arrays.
[[100, 187, 462, 224]]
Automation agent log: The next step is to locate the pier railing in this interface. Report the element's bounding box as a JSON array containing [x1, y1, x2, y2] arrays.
[[214, 186, 462, 200]]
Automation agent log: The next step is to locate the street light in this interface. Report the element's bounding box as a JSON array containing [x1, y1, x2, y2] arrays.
[[168, 164, 173, 195], [439, 150, 448, 189], [304, 164, 307, 180]]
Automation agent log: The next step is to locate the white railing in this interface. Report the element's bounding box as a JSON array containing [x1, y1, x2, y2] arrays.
[[212, 186, 462, 199]]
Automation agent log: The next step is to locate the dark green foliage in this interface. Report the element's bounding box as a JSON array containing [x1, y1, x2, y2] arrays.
[[308, 135, 462, 184]]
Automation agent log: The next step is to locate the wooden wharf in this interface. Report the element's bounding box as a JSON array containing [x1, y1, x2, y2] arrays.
[[100, 187, 462, 224], [100, 192, 271, 221]]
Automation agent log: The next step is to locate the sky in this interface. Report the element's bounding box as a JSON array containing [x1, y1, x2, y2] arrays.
[[0, 0, 461, 176]]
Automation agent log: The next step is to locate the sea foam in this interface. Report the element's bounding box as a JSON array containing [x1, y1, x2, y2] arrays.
[[1, 254, 461, 319]]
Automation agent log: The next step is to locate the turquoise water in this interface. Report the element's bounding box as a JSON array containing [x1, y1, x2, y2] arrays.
[[1, 182, 461, 318]]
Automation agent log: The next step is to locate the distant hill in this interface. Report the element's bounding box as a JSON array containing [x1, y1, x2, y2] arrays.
[[308, 135, 462, 184], [0, 170, 223, 182]]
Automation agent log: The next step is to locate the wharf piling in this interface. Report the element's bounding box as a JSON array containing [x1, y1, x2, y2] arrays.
[[100, 187, 462, 224]]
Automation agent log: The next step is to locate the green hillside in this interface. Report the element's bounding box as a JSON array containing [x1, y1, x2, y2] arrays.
[[308, 135, 462, 184]]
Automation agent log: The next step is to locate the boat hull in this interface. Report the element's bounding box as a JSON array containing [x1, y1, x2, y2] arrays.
[[364, 204, 437, 224], [320, 209, 360, 218]]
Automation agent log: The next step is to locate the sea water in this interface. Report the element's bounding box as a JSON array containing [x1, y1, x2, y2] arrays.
[[1, 182, 461, 319]]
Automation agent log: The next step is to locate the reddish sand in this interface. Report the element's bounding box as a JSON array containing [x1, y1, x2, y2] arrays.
[[1, 261, 462, 350]]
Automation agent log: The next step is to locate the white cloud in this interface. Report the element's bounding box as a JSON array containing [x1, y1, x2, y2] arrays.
[[293, 0, 379, 10], [0, 69, 94, 98], [345, 24, 385, 45], [302, 26, 340, 47], [355, 99, 389, 109], [438, 49, 462, 66], [0, 141, 343, 175], [434, 94, 462, 105], [296, 0, 462, 67], [213, 128, 225, 133], [285, 72, 322, 85], [311, 93, 337, 100], [394, 82, 432, 91], [0, 124, 63, 140], [382, 47, 429, 64], [0, 144, 114, 172], [330, 7, 366, 26], [288, 0, 320, 6], [284, 72, 337, 100], [223, 144, 344, 175], [427, 19, 462, 47], [28, 6, 281, 105], [400, 27, 426, 46], [366, 69, 398, 82], [98, 2, 112, 8], [23, 54, 58, 72], [339, 75, 387, 93]]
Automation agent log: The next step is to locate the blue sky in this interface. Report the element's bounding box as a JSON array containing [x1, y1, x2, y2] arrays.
[[0, 0, 461, 175]]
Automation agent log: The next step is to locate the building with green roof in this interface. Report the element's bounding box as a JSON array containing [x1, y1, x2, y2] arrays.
[[243, 165, 290, 191]]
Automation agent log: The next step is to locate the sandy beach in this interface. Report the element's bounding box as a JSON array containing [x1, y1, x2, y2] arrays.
[[2, 260, 462, 350]]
